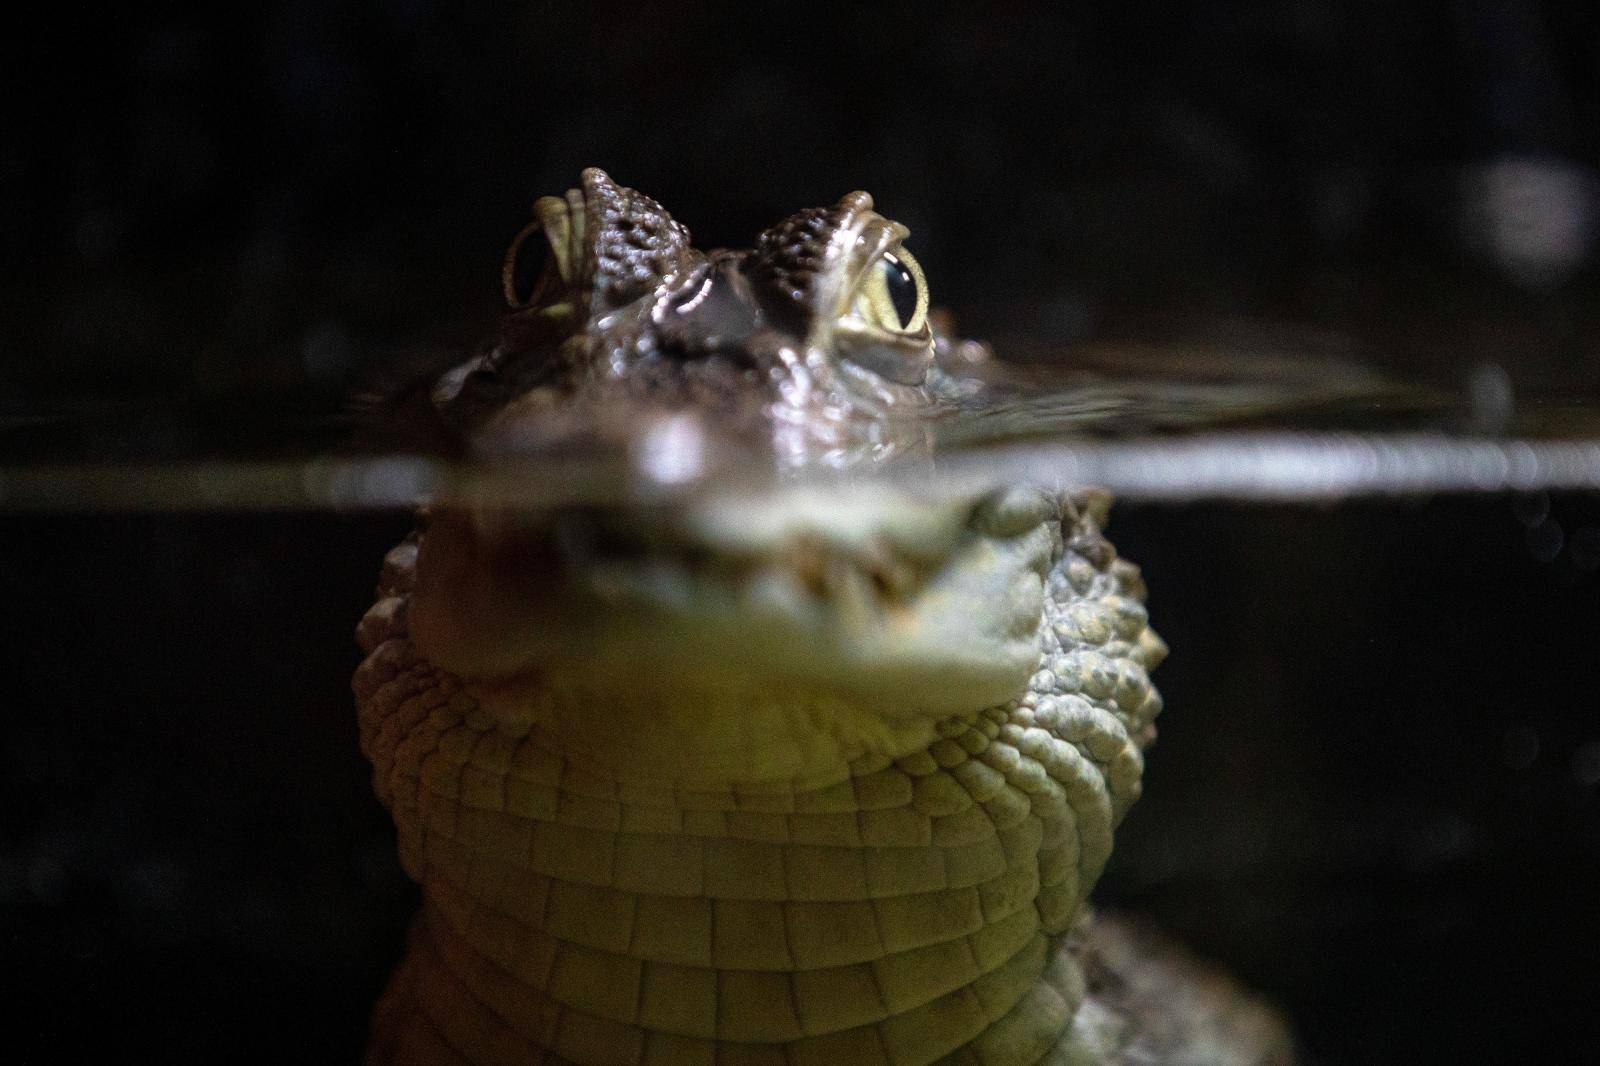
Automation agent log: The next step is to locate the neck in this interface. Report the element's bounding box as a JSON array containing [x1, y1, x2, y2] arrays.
[[357, 631, 1098, 1065], [460, 668, 961, 792]]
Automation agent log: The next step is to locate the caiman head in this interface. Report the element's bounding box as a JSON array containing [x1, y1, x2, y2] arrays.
[[430, 166, 946, 466], [403, 169, 1089, 789]]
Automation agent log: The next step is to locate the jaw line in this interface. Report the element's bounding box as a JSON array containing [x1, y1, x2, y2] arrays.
[[408, 483, 1058, 747]]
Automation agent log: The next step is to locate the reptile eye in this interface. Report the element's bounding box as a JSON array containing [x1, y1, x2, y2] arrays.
[[502, 220, 553, 309], [851, 246, 928, 335], [834, 239, 934, 385], [880, 252, 920, 328]]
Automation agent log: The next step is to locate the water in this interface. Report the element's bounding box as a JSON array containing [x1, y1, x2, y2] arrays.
[[17, 1, 1600, 1057], [4, 346, 1600, 512], [2, 351, 1598, 1064]]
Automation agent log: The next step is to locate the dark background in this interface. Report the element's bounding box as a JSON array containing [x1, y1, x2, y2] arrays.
[[3, 3, 1599, 1064], [6, 0, 1600, 412]]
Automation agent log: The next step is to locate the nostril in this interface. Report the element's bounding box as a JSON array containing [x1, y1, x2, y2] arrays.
[[788, 536, 831, 598], [862, 537, 920, 601], [868, 568, 892, 597], [785, 535, 921, 603]]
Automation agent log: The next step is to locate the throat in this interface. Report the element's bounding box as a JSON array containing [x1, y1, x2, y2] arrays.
[[353, 490, 1164, 1064], [462, 668, 958, 792], [359, 635, 1101, 1063]]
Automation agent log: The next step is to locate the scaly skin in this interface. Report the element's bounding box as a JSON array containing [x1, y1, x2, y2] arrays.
[[354, 492, 1164, 1065], [352, 170, 1292, 1064]]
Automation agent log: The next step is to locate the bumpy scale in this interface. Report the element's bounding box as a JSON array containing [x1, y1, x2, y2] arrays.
[[354, 491, 1165, 1065], [348, 169, 1234, 1064]]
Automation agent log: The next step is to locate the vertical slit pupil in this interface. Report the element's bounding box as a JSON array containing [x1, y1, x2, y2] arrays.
[[881, 252, 919, 329], [512, 232, 551, 306]]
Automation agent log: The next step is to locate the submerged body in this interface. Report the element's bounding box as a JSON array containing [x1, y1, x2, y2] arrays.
[[352, 171, 1289, 1064]]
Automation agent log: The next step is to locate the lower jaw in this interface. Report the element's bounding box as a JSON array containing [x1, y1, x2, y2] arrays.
[[463, 669, 963, 792]]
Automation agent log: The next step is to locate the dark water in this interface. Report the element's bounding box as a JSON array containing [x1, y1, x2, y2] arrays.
[[2, 480, 1598, 1064], [4, 351, 1599, 512], [9, 3, 1600, 1060], [2, 354, 1599, 1066], [2, 254, 1596, 1066]]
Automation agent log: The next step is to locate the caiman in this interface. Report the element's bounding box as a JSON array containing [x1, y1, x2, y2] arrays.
[[352, 169, 1293, 1064]]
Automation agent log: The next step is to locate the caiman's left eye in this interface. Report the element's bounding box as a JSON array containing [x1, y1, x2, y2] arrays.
[[503, 222, 550, 309], [852, 246, 928, 335], [880, 252, 921, 327]]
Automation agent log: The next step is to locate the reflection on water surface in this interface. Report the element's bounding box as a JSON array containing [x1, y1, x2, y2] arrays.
[[3, 346, 1600, 512]]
